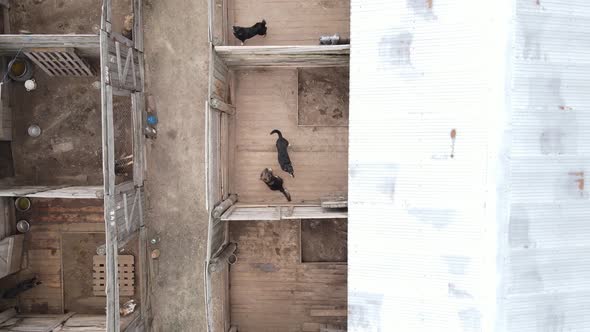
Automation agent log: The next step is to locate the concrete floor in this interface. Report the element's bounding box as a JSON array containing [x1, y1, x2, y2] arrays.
[[143, 0, 210, 330]]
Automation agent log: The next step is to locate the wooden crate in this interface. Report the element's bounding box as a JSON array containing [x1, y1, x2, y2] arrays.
[[92, 255, 135, 297]]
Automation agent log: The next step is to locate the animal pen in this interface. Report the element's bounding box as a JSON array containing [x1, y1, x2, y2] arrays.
[[206, 0, 350, 331], [0, 0, 149, 331]]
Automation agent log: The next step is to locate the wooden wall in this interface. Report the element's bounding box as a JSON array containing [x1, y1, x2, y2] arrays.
[[227, 0, 350, 46], [233, 69, 348, 204], [229, 220, 347, 332]]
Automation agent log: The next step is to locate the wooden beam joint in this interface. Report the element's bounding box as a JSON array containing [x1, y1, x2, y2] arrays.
[[210, 97, 235, 115]]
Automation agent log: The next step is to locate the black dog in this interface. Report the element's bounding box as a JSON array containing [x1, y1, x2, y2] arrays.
[[1, 277, 42, 299], [233, 20, 267, 45], [270, 129, 294, 177], [260, 168, 291, 201]]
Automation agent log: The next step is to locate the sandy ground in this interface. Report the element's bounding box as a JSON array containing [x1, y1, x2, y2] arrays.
[[143, 0, 210, 330], [8, 0, 211, 329]]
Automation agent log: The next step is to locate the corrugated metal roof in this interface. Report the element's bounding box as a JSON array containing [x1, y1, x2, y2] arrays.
[[348, 0, 509, 331], [349, 0, 590, 331]]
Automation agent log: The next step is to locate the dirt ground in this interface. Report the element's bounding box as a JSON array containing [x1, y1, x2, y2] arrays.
[[298, 68, 349, 127], [301, 218, 348, 263], [8, 0, 134, 186], [143, 0, 210, 330]]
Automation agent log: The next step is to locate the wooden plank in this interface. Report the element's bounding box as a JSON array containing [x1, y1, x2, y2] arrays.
[[310, 309, 347, 317], [133, 0, 143, 52], [2, 7, 8, 34], [210, 97, 235, 115], [24, 52, 56, 77], [320, 194, 347, 209], [0, 235, 23, 278], [215, 45, 349, 67], [131, 93, 144, 186], [0, 35, 100, 57], [0, 186, 101, 199], [100, 24, 120, 331], [138, 224, 148, 327], [41, 312, 76, 332], [221, 206, 280, 221], [102, 0, 112, 32], [282, 206, 347, 220], [0, 308, 16, 324], [27, 198, 103, 223], [62, 50, 94, 76], [211, 194, 238, 219]]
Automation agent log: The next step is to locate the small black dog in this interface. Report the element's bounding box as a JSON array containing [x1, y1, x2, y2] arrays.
[[270, 129, 294, 177], [260, 168, 291, 201], [233, 20, 267, 45]]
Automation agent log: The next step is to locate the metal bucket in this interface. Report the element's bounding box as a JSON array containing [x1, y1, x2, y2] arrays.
[[8, 57, 34, 82]]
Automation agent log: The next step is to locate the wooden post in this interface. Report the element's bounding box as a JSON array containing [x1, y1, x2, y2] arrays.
[[211, 194, 238, 219], [208, 242, 237, 273], [101, 27, 120, 332], [210, 97, 235, 115], [131, 93, 145, 186], [101, 0, 112, 32], [133, 0, 143, 52]]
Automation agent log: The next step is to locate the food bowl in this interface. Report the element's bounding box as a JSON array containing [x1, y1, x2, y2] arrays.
[[15, 197, 31, 212], [16, 220, 30, 233]]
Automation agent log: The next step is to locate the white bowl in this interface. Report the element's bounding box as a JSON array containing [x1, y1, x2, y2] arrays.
[[27, 124, 41, 137]]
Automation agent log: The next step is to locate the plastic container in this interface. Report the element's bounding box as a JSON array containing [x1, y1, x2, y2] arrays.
[[15, 197, 31, 212]]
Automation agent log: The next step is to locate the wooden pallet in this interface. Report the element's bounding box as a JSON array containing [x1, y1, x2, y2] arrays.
[[93, 255, 135, 297], [24, 47, 94, 77]]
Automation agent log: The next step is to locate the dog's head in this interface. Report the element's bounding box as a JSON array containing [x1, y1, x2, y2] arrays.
[[260, 168, 273, 183], [256, 20, 267, 35], [232, 26, 240, 33]]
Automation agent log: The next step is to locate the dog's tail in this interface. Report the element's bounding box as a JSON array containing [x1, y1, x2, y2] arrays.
[[262, 19, 266, 25], [270, 129, 283, 138], [281, 188, 291, 202]]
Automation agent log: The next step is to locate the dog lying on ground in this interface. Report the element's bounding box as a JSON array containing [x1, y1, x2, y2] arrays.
[[270, 129, 294, 177], [260, 168, 291, 201], [1, 277, 42, 299], [233, 20, 267, 45]]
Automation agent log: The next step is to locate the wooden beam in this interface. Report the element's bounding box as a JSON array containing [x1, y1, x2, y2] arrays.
[[0, 35, 99, 57], [309, 309, 347, 317], [2, 8, 9, 35], [208, 242, 237, 273], [210, 97, 235, 115], [138, 223, 149, 330], [0, 308, 16, 324], [211, 193, 238, 219], [133, 0, 143, 52], [101, 26, 121, 332], [214, 45, 350, 68], [131, 93, 145, 186], [41, 312, 76, 332], [102, 0, 112, 32]]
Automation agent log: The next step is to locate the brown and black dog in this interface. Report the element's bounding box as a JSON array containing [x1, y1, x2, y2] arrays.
[[260, 168, 291, 201]]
